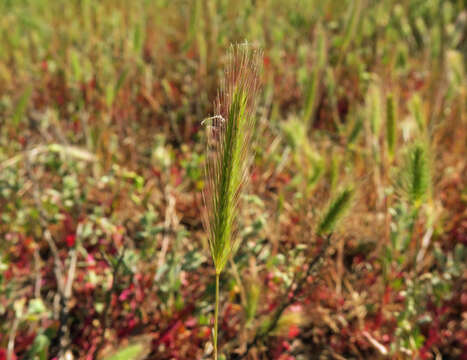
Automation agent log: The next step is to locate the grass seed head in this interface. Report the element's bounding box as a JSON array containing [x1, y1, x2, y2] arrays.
[[202, 44, 262, 274], [400, 142, 431, 207], [317, 186, 355, 236]]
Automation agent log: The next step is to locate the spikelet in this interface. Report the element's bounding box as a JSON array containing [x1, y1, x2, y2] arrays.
[[347, 115, 363, 145], [367, 82, 382, 136], [317, 186, 354, 236], [303, 24, 327, 129], [399, 143, 431, 207], [202, 45, 262, 274], [409, 94, 426, 132]]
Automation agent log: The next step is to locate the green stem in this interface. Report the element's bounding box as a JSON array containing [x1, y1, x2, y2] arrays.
[[214, 272, 220, 360], [410, 207, 420, 273]]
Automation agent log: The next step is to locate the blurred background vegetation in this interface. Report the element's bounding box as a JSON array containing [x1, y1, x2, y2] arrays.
[[0, 0, 466, 359]]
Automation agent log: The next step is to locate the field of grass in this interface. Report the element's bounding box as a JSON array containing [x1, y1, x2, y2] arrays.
[[0, 0, 466, 359]]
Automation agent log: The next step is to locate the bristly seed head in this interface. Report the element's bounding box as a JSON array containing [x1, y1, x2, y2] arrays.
[[399, 142, 431, 207], [202, 44, 262, 274]]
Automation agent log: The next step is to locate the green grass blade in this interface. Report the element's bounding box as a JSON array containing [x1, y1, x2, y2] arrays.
[[13, 86, 32, 126], [386, 93, 396, 158]]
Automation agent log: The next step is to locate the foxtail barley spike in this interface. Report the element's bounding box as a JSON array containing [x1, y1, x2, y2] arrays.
[[202, 45, 262, 275], [202, 44, 262, 360]]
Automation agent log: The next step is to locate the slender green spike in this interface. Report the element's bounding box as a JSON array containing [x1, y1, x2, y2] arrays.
[[348, 116, 363, 145], [401, 143, 431, 207], [317, 187, 354, 236], [202, 45, 262, 360], [203, 46, 262, 274], [409, 94, 425, 132], [303, 25, 327, 129], [368, 82, 382, 136], [386, 93, 396, 159], [13, 86, 32, 126], [341, 0, 362, 53]]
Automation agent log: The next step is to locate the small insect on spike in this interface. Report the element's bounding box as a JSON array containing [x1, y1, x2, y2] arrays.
[[203, 115, 226, 154], [201, 115, 226, 127]]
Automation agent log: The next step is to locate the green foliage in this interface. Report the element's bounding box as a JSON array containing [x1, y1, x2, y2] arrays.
[[102, 342, 148, 360], [12, 86, 31, 126], [302, 25, 327, 129], [106, 68, 128, 107], [28, 333, 50, 360], [338, 0, 363, 54]]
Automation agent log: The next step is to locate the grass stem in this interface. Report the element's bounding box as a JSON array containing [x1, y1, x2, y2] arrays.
[[214, 272, 220, 360]]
